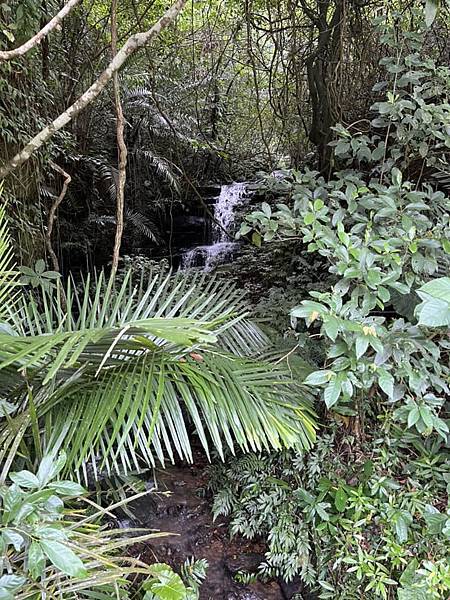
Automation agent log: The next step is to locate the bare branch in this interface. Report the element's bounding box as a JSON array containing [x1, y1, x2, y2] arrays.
[[0, 0, 187, 180], [46, 161, 71, 276], [0, 0, 82, 63], [111, 0, 128, 277]]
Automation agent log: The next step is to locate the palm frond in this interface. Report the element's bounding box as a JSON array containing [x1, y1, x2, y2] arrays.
[[89, 210, 161, 243], [0, 268, 316, 480], [132, 149, 181, 192], [0, 200, 20, 318]]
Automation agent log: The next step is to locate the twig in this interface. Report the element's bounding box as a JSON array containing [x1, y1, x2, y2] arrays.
[[47, 161, 71, 273]]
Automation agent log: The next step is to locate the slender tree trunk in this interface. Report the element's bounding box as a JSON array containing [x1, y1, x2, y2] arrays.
[[110, 0, 128, 277], [302, 0, 344, 174], [46, 161, 71, 273]]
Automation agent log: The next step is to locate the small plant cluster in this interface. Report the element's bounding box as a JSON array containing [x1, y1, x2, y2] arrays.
[[208, 428, 450, 599], [0, 451, 207, 599]]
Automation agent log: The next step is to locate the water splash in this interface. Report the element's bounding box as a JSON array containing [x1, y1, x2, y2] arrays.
[[182, 241, 239, 271], [181, 182, 246, 270], [213, 182, 247, 243]]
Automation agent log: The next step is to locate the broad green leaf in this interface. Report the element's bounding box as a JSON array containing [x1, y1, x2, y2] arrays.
[[261, 202, 271, 218], [419, 406, 433, 428], [40, 540, 87, 578], [324, 377, 342, 408], [355, 336, 369, 359], [334, 488, 347, 513], [28, 542, 46, 579], [9, 470, 40, 489], [0, 575, 26, 591], [391, 167, 402, 187], [34, 259, 46, 275], [48, 481, 85, 497], [304, 370, 332, 386], [145, 564, 186, 600], [416, 297, 450, 327], [323, 315, 340, 340], [314, 199, 324, 211], [37, 452, 66, 486], [417, 277, 450, 301], [392, 510, 412, 544], [378, 369, 394, 399], [251, 231, 261, 247], [407, 407, 420, 428], [2, 529, 24, 551]]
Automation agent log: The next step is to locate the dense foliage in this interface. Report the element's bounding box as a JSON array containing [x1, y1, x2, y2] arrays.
[[219, 16, 450, 599], [1, 2, 449, 599]]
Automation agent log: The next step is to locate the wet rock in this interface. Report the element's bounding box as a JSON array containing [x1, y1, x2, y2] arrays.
[[225, 553, 264, 576]]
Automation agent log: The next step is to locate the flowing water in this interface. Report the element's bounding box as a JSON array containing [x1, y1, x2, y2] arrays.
[[182, 182, 246, 270]]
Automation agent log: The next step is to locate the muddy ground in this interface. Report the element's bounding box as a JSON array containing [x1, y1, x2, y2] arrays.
[[123, 450, 315, 600]]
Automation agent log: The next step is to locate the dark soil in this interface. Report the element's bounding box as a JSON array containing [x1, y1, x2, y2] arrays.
[[124, 450, 310, 600]]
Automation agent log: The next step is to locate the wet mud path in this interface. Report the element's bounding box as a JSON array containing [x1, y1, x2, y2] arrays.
[[126, 451, 302, 599]]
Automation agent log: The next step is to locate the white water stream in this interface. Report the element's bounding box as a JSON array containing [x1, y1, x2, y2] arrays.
[[182, 182, 246, 270]]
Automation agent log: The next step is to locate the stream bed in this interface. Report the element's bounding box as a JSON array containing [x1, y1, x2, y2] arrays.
[[127, 451, 305, 600]]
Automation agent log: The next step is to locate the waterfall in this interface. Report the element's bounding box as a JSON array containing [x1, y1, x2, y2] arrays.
[[182, 182, 246, 270]]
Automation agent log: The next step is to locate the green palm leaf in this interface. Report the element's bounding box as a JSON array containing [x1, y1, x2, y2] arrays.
[[0, 253, 316, 479]]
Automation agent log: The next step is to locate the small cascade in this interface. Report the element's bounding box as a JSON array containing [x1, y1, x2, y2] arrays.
[[181, 182, 246, 270]]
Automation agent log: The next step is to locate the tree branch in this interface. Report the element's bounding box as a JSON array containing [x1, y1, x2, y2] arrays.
[[0, 0, 187, 180], [111, 0, 127, 277], [46, 161, 71, 273], [0, 0, 82, 63]]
